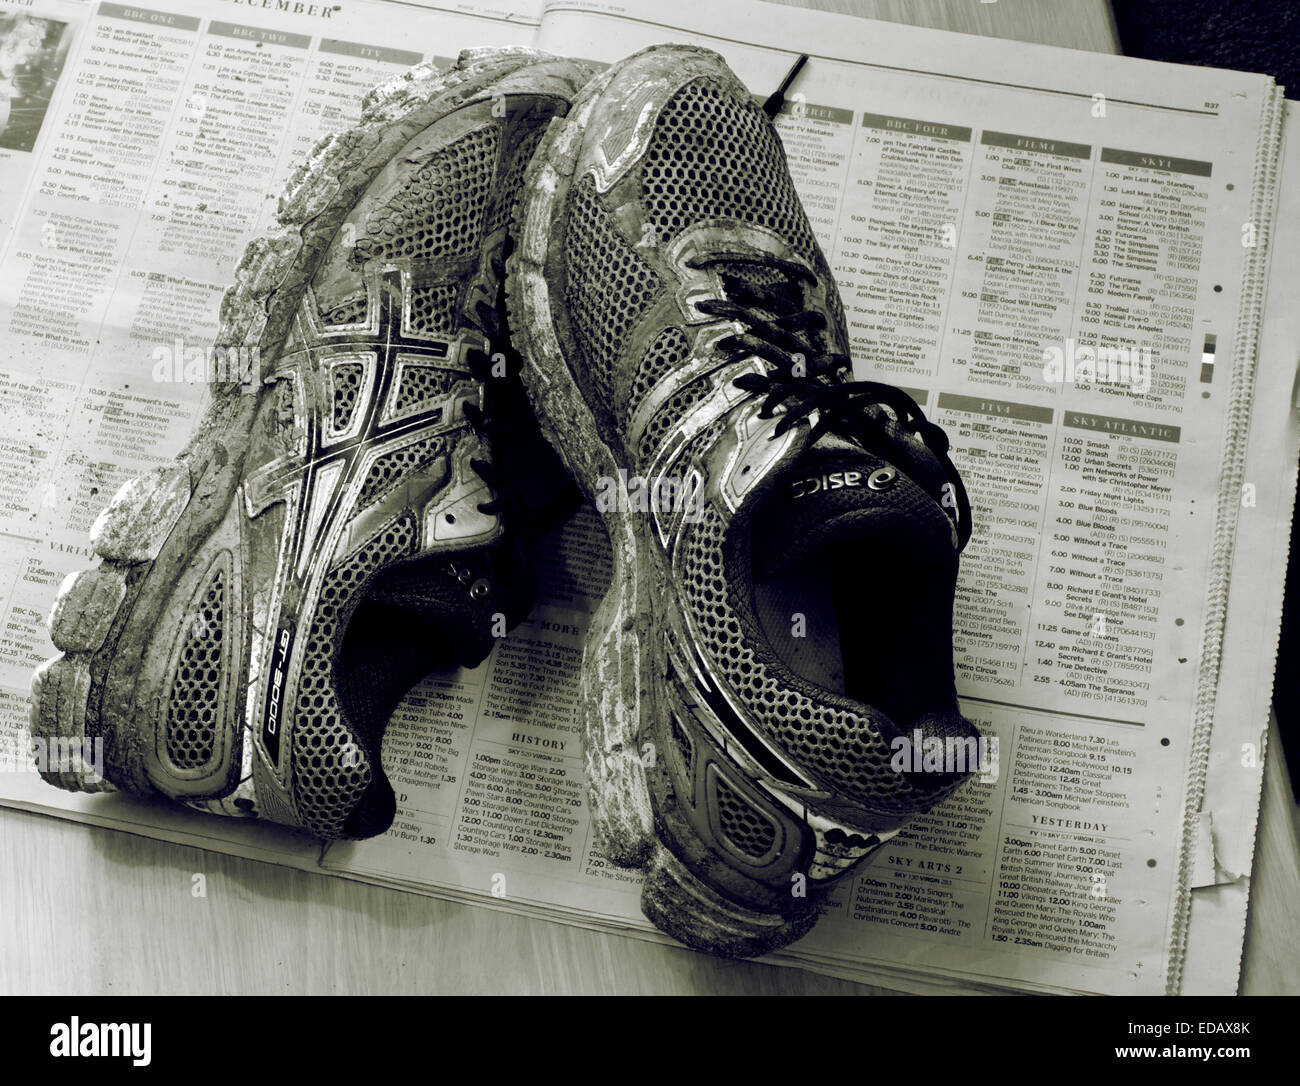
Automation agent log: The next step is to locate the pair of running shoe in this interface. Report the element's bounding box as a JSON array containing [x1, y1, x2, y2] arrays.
[[30, 45, 976, 956]]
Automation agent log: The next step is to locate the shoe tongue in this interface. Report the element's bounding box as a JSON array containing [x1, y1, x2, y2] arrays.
[[750, 438, 940, 579]]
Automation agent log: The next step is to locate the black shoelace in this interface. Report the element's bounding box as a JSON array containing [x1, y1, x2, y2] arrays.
[[689, 252, 974, 549], [762, 54, 809, 120]]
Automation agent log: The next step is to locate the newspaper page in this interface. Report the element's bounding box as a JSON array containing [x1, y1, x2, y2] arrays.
[[0, 0, 1293, 995]]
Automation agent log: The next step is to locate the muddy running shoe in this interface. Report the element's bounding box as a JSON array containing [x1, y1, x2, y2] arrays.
[[510, 44, 978, 955], [29, 48, 594, 839]]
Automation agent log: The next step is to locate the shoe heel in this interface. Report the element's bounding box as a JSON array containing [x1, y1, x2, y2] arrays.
[[640, 843, 823, 958], [48, 567, 126, 654], [29, 655, 113, 793], [31, 463, 194, 794]]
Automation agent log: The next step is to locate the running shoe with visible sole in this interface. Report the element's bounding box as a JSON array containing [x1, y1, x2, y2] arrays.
[[29, 48, 595, 839], [509, 44, 979, 955]]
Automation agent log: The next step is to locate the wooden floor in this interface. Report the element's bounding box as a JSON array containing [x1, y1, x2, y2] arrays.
[[3, 0, 1296, 996]]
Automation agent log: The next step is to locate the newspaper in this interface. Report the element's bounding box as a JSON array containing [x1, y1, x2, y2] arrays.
[[0, 0, 1295, 995]]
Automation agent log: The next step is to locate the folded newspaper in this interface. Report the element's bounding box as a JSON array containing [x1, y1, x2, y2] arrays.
[[0, 0, 1296, 995]]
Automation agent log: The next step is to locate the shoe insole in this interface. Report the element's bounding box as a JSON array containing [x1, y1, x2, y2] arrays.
[[754, 540, 950, 727], [753, 557, 848, 696]]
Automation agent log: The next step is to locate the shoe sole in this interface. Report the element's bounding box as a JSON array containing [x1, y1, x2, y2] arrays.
[[30, 47, 566, 800], [507, 54, 823, 957]]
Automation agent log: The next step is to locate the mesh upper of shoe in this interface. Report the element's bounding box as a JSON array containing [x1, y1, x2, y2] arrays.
[[352, 125, 499, 267], [312, 123, 504, 329], [640, 80, 820, 264], [165, 570, 226, 771], [627, 325, 691, 429], [563, 74, 848, 468], [292, 515, 417, 837], [329, 360, 364, 429], [564, 173, 661, 410]]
